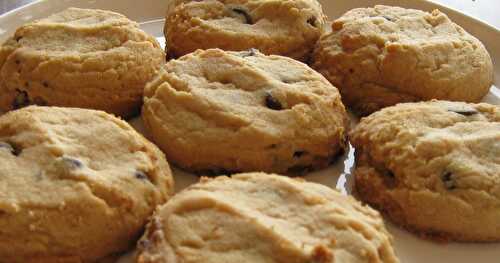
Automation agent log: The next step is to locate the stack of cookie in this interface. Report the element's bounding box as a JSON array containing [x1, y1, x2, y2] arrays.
[[0, 1, 497, 262]]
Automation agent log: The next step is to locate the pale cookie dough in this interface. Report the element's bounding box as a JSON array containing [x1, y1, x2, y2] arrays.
[[312, 5, 493, 115], [0, 106, 174, 262], [350, 100, 500, 241], [164, 0, 327, 61], [0, 8, 165, 118], [142, 48, 349, 174], [136, 173, 399, 263]]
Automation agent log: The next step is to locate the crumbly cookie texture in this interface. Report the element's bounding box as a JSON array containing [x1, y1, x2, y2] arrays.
[[136, 173, 399, 263], [312, 5, 493, 116], [142, 48, 349, 174], [0, 8, 165, 118], [164, 0, 326, 61], [350, 100, 500, 242], [0, 106, 174, 262]]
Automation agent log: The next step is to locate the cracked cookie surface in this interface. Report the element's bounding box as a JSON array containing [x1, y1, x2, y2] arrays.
[[312, 5, 493, 115], [142, 49, 349, 174], [0, 8, 165, 118], [136, 173, 399, 263], [0, 106, 174, 262], [350, 100, 500, 241], [164, 0, 326, 61]]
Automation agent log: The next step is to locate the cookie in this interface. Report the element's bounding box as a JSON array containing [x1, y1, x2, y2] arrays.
[[0, 8, 165, 118], [142, 48, 349, 174], [164, 0, 326, 61], [0, 106, 174, 262], [312, 5, 493, 116], [350, 100, 500, 241], [136, 173, 399, 263]]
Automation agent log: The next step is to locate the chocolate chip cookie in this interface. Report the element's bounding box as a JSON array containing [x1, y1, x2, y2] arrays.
[[350, 100, 500, 241], [142, 49, 349, 174], [0, 106, 174, 262], [164, 0, 326, 61], [312, 5, 493, 115], [0, 8, 165, 118], [136, 173, 399, 263]]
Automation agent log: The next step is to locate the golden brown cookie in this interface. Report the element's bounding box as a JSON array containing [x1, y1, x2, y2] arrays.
[[0, 8, 165, 118], [136, 173, 399, 263], [312, 5, 493, 115], [350, 100, 500, 241], [0, 106, 174, 262], [142, 48, 349, 174], [164, 0, 326, 61]]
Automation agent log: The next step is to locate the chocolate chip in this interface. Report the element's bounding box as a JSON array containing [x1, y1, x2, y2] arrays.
[[265, 92, 282, 110], [25, 82, 30, 88], [196, 168, 234, 177], [15, 60, 20, 65], [15, 36, 23, 42], [135, 171, 149, 180], [0, 142, 15, 155], [441, 171, 455, 190], [241, 48, 258, 57], [12, 89, 30, 109], [448, 108, 478, 116], [61, 157, 83, 169], [293, 151, 306, 158], [382, 15, 395, 22], [138, 239, 151, 250], [42, 81, 49, 88], [307, 16, 318, 27], [231, 7, 253, 24]]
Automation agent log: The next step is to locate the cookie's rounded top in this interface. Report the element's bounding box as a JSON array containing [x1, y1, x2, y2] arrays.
[[350, 100, 500, 241], [0, 106, 174, 262], [312, 5, 493, 115], [164, 0, 326, 61], [0, 8, 165, 117], [142, 48, 349, 174], [136, 173, 399, 263], [9, 8, 146, 53]]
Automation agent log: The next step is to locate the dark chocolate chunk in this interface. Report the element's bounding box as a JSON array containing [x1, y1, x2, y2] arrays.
[[382, 15, 395, 22], [62, 157, 83, 169], [135, 171, 149, 180], [42, 81, 49, 88], [441, 171, 455, 190], [12, 89, 30, 109], [0, 142, 22, 156], [293, 151, 306, 158], [241, 48, 258, 57], [138, 239, 151, 250], [448, 108, 478, 116], [196, 168, 234, 177], [265, 92, 283, 110], [231, 7, 253, 24], [0, 142, 15, 155], [307, 16, 318, 27]]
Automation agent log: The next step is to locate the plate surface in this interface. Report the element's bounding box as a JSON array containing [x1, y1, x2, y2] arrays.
[[0, 1, 499, 263]]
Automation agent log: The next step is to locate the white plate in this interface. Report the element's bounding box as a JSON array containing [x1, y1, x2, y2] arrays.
[[1, 1, 499, 263]]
